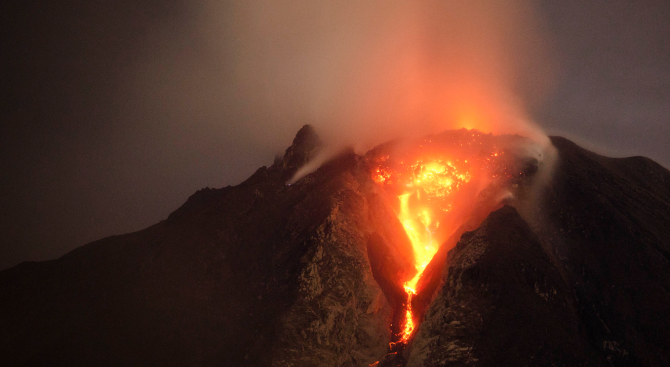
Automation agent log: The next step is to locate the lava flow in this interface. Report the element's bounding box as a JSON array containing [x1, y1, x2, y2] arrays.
[[390, 159, 471, 342], [369, 130, 511, 344]]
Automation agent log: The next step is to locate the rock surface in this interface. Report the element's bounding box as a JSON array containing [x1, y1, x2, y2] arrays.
[[407, 206, 603, 366], [0, 125, 415, 367], [406, 136, 670, 366], [1, 128, 670, 367]]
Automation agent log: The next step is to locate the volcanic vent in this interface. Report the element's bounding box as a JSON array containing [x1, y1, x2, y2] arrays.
[[2, 125, 670, 367], [364, 130, 547, 365]]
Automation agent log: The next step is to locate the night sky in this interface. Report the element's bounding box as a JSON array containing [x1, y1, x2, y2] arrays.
[[1, 0, 669, 270]]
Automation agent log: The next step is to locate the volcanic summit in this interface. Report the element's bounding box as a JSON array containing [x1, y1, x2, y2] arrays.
[[2, 125, 670, 366]]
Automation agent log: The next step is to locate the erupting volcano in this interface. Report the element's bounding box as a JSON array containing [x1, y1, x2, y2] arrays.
[[366, 130, 535, 357], [2, 125, 670, 367]]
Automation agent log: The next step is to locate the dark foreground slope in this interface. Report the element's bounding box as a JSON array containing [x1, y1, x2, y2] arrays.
[[1, 129, 670, 367], [406, 137, 670, 367], [538, 137, 670, 365], [407, 206, 603, 366]]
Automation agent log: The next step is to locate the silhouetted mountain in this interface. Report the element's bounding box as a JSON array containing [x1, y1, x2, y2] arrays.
[[1, 126, 669, 367]]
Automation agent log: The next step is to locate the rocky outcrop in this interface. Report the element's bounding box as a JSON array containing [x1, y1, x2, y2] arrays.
[[280, 124, 323, 174]]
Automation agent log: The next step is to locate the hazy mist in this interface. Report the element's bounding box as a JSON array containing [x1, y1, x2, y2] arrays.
[[189, 0, 556, 152]]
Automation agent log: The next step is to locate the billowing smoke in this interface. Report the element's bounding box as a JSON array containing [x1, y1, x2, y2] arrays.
[[196, 0, 556, 152], [132, 0, 557, 184]]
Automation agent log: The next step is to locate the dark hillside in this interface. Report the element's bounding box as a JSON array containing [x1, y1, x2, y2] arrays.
[[2, 128, 669, 367], [405, 136, 670, 366], [0, 126, 414, 366]]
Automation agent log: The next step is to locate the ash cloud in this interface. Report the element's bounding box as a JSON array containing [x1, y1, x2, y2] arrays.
[[164, 0, 558, 157]]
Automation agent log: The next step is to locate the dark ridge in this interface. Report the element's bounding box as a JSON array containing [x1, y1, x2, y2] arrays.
[[277, 124, 323, 175], [167, 186, 230, 221], [0, 125, 408, 366], [2, 130, 670, 366], [539, 136, 670, 365]]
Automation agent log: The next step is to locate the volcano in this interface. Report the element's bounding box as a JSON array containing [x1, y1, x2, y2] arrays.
[[2, 125, 670, 367]]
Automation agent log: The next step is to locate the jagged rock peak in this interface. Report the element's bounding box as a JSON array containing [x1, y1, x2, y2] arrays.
[[281, 124, 323, 172]]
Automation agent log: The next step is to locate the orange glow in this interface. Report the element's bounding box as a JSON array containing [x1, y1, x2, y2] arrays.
[[396, 158, 471, 291], [400, 286, 416, 343], [394, 158, 471, 342], [369, 130, 513, 344]]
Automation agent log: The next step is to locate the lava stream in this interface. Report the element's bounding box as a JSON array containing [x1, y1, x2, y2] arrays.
[[369, 131, 507, 344], [400, 286, 416, 343], [394, 161, 469, 342]]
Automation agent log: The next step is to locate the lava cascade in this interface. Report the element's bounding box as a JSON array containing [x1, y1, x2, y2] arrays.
[[368, 129, 514, 344]]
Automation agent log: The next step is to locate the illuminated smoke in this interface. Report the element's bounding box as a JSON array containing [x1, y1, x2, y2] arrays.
[[192, 0, 556, 154]]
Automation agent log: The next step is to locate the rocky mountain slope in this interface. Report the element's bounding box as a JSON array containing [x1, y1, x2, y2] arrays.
[[402, 137, 670, 367], [1, 126, 669, 367]]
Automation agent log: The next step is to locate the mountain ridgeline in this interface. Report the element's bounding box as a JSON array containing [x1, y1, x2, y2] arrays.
[[1, 125, 669, 366]]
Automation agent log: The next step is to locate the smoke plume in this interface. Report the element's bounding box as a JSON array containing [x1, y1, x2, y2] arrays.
[[196, 0, 555, 152]]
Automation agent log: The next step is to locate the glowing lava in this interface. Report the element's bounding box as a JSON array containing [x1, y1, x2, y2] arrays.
[[399, 287, 416, 343], [369, 130, 509, 344], [394, 159, 471, 341]]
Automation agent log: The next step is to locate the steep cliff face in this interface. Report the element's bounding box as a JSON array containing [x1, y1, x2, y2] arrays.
[[2, 127, 670, 367]]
